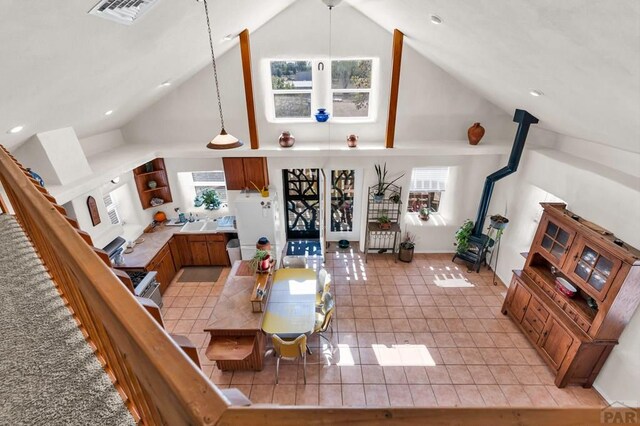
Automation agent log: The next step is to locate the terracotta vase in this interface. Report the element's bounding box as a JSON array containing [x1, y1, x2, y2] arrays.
[[467, 122, 485, 145], [278, 131, 295, 148], [347, 134, 358, 148]]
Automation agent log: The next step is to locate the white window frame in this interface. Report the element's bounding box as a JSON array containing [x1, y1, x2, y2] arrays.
[[191, 171, 228, 203], [407, 167, 449, 214], [103, 192, 121, 225], [264, 57, 377, 124]]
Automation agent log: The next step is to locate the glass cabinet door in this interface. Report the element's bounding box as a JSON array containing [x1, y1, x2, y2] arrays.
[[566, 236, 622, 301], [536, 216, 576, 267]]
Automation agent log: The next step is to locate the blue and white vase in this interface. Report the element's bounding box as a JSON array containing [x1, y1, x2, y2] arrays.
[[315, 108, 329, 122]]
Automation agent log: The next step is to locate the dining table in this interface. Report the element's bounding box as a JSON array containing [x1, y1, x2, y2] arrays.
[[261, 268, 317, 336]]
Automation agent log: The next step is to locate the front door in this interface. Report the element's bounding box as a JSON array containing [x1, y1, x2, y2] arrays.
[[283, 169, 320, 240]]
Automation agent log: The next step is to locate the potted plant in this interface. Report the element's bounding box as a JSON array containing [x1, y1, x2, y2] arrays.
[[389, 193, 401, 203], [419, 207, 431, 221], [249, 249, 271, 274], [378, 215, 392, 230], [194, 189, 221, 210], [490, 214, 509, 230], [454, 219, 474, 253], [399, 232, 416, 262], [373, 163, 405, 202]]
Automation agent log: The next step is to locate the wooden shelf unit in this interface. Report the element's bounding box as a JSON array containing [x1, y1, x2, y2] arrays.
[[363, 183, 402, 263], [133, 158, 173, 210], [502, 203, 640, 388]]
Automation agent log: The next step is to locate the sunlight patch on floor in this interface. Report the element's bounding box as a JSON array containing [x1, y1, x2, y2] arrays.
[[372, 344, 436, 367]]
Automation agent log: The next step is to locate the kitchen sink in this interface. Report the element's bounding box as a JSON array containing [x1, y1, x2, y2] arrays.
[[201, 221, 218, 232], [180, 221, 207, 232]]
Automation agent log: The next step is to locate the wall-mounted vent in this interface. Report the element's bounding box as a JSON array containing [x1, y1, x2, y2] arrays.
[[89, 0, 161, 25]]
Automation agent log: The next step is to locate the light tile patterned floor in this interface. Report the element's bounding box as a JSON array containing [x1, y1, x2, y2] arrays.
[[161, 252, 606, 408]]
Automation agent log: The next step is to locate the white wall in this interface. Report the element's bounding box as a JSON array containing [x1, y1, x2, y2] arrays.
[[122, 0, 513, 147], [67, 187, 123, 249], [79, 129, 127, 158], [491, 135, 640, 405]]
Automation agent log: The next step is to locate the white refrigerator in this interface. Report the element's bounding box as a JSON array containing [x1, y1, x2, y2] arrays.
[[233, 193, 283, 263]]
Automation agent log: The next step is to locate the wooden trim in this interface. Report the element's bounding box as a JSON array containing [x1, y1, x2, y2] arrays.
[[0, 191, 8, 213], [218, 407, 616, 425], [240, 28, 259, 150], [385, 29, 404, 149]]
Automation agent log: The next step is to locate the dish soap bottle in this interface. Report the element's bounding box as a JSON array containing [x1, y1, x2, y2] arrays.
[[189, 213, 194, 223]]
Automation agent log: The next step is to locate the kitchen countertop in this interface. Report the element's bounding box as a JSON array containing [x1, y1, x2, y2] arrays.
[[205, 261, 267, 331], [115, 222, 237, 270]]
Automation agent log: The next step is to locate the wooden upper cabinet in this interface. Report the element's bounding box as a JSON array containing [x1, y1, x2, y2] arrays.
[[534, 215, 576, 267], [223, 157, 269, 190], [565, 236, 623, 302], [132, 158, 173, 210]]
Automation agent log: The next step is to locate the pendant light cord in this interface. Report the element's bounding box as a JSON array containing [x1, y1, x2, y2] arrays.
[[203, 0, 225, 130]]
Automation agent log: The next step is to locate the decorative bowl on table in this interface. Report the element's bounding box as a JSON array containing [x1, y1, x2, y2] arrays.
[[555, 277, 577, 298]]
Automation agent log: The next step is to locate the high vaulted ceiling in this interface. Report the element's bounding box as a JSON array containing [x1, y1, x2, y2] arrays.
[[2, 0, 639, 154]]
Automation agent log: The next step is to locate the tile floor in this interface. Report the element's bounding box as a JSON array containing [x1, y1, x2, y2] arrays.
[[160, 252, 606, 408]]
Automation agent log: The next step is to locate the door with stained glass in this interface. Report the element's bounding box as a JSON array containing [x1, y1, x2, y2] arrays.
[[283, 169, 320, 240]]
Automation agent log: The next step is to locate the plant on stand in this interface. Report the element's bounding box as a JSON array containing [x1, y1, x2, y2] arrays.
[[249, 249, 271, 274], [377, 215, 391, 230], [399, 231, 416, 263], [419, 207, 431, 221], [373, 163, 404, 202], [194, 189, 221, 210], [454, 219, 474, 253]]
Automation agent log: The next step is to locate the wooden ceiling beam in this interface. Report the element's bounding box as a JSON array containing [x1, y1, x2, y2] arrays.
[[239, 29, 259, 150], [385, 29, 404, 149]]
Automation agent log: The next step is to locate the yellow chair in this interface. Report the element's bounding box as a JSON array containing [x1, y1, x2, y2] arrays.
[[315, 268, 331, 307], [314, 292, 335, 344], [272, 334, 308, 384]]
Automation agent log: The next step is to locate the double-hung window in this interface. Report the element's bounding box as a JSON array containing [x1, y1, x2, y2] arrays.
[[267, 58, 376, 122], [103, 193, 121, 225], [191, 171, 228, 202], [407, 167, 449, 213]]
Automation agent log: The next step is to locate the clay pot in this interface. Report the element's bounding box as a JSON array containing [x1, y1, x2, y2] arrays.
[[467, 122, 485, 145], [347, 134, 358, 148], [278, 131, 295, 148]]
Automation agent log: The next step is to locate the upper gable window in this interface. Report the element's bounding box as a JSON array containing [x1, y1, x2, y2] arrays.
[[266, 58, 377, 123]]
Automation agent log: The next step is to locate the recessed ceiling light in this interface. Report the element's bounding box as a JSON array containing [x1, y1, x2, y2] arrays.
[[160, 80, 172, 87], [104, 110, 114, 116], [529, 89, 544, 97], [430, 14, 443, 24], [222, 34, 236, 41], [7, 125, 24, 134]]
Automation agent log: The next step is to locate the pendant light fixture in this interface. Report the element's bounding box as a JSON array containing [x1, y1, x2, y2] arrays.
[[202, 0, 242, 149]]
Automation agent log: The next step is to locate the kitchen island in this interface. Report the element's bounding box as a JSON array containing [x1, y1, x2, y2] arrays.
[[204, 261, 271, 371]]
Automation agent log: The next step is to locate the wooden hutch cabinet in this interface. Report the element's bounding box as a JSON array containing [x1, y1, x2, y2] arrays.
[[502, 203, 640, 388]]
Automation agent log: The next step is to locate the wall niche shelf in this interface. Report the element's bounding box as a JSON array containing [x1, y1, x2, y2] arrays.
[[133, 158, 173, 210]]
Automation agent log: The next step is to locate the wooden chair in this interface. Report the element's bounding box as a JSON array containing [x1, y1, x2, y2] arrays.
[[314, 292, 335, 344], [272, 334, 308, 384]]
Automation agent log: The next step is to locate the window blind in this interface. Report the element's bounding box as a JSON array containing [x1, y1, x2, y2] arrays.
[[409, 167, 449, 191]]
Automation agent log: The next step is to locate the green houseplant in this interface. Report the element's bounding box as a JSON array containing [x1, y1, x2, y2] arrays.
[[373, 163, 404, 202], [249, 249, 271, 274], [454, 219, 474, 254], [194, 189, 221, 210], [399, 231, 416, 263], [377, 215, 391, 230], [419, 207, 431, 221]]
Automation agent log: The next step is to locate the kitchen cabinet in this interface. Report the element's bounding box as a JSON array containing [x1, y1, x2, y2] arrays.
[[222, 157, 269, 191], [171, 233, 231, 267], [502, 203, 640, 388], [207, 234, 230, 267], [168, 237, 183, 271], [147, 243, 177, 294], [189, 235, 211, 266], [132, 158, 173, 210], [173, 234, 192, 266]]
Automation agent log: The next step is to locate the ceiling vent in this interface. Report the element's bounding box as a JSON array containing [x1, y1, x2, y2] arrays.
[[88, 0, 161, 25]]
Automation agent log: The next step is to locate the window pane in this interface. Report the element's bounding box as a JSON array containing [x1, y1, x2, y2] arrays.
[[192, 171, 225, 183], [556, 229, 570, 246], [407, 191, 441, 213], [331, 170, 355, 232], [580, 247, 598, 266], [588, 271, 606, 291], [541, 236, 553, 250], [575, 261, 591, 280], [195, 185, 227, 202], [274, 93, 311, 118], [271, 61, 312, 90], [595, 256, 614, 276], [332, 60, 372, 89], [545, 222, 558, 238], [550, 243, 565, 259], [410, 168, 449, 191], [333, 92, 369, 117]]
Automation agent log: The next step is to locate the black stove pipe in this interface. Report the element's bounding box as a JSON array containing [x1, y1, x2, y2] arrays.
[[472, 109, 539, 237]]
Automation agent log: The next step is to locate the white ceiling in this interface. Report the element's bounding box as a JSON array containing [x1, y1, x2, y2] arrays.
[[0, 0, 295, 149], [2, 0, 639, 154], [347, 0, 640, 153]]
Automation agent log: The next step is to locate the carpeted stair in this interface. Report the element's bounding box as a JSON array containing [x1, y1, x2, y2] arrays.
[[0, 214, 135, 426]]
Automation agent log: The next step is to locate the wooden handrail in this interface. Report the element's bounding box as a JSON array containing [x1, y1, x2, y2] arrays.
[[0, 146, 230, 425]]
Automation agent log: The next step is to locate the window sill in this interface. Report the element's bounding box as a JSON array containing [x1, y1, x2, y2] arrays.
[[405, 212, 449, 227]]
